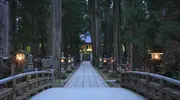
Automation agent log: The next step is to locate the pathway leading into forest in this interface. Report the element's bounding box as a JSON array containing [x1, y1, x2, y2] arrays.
[[64, 61, 108, 87]]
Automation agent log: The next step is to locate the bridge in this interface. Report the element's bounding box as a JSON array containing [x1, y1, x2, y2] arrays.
[[0, 61, 179, 100]]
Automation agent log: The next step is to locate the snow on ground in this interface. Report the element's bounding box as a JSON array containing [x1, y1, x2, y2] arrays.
[[30, 87, 146, 100]]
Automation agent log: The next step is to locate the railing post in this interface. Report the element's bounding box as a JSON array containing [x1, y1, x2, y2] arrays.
[[119, 71, 122, 86], [160, 79, 164, 100], [41, 72, 45, 90], [35, 73, 39, 93], [11, 63, 16, 100], [136, 73, 140, 93], [146, 74, 150, 99], [12, 77, 16, 100], [47, 71, 50, 85], [51, 69, 54, 85], [26, 75, 30, 99], [130, 73, 133, 87]]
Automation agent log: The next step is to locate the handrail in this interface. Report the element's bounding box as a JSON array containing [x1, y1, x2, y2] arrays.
[[124, 71, 180, 86], [0, 69, 54, 100], [121, 71, 180, 100], [0, 70, 51, 85]]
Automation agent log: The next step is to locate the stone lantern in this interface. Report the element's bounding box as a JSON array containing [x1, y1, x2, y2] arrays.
[[66, 55, 72, 72], [71, 57, 75, 68], [60, 52, 66, 73], [99, 56, 103, 69]]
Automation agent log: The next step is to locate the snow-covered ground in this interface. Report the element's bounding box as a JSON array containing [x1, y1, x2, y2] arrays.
[[30, 87, 146, 100]]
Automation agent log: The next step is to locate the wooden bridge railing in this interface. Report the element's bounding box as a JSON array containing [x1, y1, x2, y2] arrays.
[[0, 69, 54, 100], [120, 71, 180, 100]]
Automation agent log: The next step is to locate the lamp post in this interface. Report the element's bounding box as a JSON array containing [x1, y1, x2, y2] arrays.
[[150, 52, 163, 73], [71, 57, 74, 68], [102, 56, 108, 70], [103, 58, 107, 63], [15, 51, 26, 73], [66, 55, 72, 72], [110, 56, 115, 73], [150, 52, 163, 61], [60, 52, 66, 74], [99, 56, 103, 69]]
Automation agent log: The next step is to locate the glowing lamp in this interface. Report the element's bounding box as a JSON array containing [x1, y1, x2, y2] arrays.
[[103, 59, 107, 63], [68, 60, 71, 63], [16, 53, 25, 62], [99, 59, 102, 62], [150, 53, 163, 60], [61, 59, 64, 62]]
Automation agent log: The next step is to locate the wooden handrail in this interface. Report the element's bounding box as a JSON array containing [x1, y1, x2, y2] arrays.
[[120, 71, 180, 100], [125, 71, 180, 86], [0, 71, 51, 85], [0, 69, 54, 100]]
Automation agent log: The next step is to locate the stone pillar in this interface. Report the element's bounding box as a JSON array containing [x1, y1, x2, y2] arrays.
[[27, 54, 33, 68]]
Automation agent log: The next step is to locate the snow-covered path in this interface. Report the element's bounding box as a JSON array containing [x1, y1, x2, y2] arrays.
[[64, 61, 109, 87], [30, 61, 146, 100]]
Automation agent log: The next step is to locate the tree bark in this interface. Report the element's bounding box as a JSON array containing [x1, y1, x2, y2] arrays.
[[88, 0, 96, 65], [104, 0, 111, 57], [94, 0, 102, 65], [113, 0, 120, 60], [9, 0, 17, 53]]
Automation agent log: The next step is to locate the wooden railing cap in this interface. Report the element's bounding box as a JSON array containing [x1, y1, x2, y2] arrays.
[[122, 71, 180, 86], [0, 70, 51, 85]]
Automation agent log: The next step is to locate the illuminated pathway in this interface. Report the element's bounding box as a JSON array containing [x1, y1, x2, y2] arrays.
[[64, 61, 109, 87]]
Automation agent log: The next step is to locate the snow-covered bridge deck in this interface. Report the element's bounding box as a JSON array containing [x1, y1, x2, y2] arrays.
[[64, 61, 109, 87], [30, 61, 146, 100]]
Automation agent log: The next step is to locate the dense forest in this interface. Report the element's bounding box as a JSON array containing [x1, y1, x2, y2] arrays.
[[0, 0, 180, 79]]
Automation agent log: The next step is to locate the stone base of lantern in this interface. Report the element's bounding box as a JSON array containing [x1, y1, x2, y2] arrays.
[[66, 64, 72, 73]]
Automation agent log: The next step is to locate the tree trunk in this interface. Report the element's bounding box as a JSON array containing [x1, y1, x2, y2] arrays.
[[89, 0, 96, 65], [9, 0, 17, 53], [131, 0, 140, 70], [104, 0, 111, 57], [113, 0, 120, 60], [94, 0, 102, 65]]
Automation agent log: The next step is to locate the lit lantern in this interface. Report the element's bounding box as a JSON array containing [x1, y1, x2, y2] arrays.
[[68, 59, 71, 63], [61, 59, 64, 63], [110, 57, 115, 63], [99, 57, 102, 62], [150, 53, 163, 60], [16, 52, 25, 63], [103, 59, 107, 63], [60, 52, 66, 63], [99, 58, 102, 62]]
